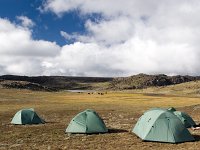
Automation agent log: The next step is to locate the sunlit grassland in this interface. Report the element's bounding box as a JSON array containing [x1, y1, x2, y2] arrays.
[[1, 88, 200, 149], [1, 88, 200, 113]]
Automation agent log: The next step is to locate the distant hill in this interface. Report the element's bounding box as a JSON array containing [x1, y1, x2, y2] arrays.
[[134, 80, 200, 96], [0, 75, 113, 91], [0, 74, 200, 91], [110, 74, 200, 90], [0, 80, 53, 91]]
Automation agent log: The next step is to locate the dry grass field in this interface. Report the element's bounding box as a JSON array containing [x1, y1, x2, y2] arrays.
[[1, 88, 200, 149]]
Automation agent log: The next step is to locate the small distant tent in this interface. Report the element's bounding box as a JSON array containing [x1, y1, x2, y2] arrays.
[[11, 108, 45, 125], [167, 107, 176, 112], [173, 111, 196, 128], [133, 109, 194, 143], [66, 109, 108, 134]]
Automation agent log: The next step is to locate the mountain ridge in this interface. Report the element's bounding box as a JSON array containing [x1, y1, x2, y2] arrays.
[[0, 74, 200, 91]]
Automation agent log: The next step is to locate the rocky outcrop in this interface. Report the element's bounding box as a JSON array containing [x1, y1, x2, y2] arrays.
[[110, 74, 200, 90]]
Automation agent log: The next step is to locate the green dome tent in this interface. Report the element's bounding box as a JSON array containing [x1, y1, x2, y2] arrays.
[[11, 108, 45, 125], [132, 109, 194, 143], [173, 111, 196, 128], [66, 109, 108, 134]]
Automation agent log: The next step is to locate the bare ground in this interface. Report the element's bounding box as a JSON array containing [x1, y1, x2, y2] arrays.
[[1, 88, 200, 149]]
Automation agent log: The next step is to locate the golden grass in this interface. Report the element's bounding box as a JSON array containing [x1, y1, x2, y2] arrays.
[[1, 88, 200, 149], [1, 89, 199, 110]]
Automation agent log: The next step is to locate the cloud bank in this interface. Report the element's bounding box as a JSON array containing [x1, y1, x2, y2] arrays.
[[0, 18, 60, 75], [1, 1, 200, 76]]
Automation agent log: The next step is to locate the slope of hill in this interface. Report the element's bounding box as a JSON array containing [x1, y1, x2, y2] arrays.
[[0, 75, 113, 91], [0, 80, 54, 91], [110, 74, 200, 90], [0, 74, 200, 91], [133, 80, 200, 96]]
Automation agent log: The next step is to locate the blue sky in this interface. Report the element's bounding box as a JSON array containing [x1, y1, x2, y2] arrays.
[[0, 0, 85, 46], [0, 0, 200, 76]]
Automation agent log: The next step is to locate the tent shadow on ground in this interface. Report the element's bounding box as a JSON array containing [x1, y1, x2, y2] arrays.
[[193, 135, 200, 141], [66, 128, 128, 135], [108, 128, 128, 133]]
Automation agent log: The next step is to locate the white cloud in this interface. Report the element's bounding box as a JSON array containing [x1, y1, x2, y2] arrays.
[[42, 0, 158, 18], [60, 31, 79, 41], [42, 37, 198, 77], [84, 17, 135, 45], [0, 18, 60, 76], [60, 31, 72, 40], [39, 0, 200, 76], [16, 16, 35, 28], [1, 1, 200, 76]]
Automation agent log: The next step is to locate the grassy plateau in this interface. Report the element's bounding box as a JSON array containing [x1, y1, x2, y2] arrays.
[[1, 87, 200, 149]]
